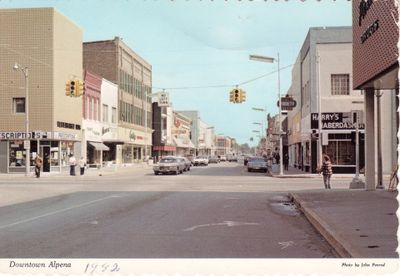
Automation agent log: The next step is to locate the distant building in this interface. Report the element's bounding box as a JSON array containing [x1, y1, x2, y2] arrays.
[[0, 8, 83, 173], [172, 112, 195, 157]]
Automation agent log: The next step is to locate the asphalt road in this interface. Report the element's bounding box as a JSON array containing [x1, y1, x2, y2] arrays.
[[0, 162, 337, 258]]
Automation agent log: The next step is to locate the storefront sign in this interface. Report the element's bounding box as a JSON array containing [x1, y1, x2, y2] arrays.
[[53, 132, 78, 141], [0, 131, 44, 140], [311, 113, 365, 130]]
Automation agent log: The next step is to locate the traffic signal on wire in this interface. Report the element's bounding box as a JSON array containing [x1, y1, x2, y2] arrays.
[[234, 89, 240, 103], [239, 90, 246, 103], [229, 90, 235, 103], [65, 81, 71, 96]]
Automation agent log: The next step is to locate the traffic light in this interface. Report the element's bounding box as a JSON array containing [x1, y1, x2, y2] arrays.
[[239, 89, 246, 103], [229, 90, 235, 103], [234, 89, 240, 103], [65, 81, 71, 96], [70, 80, 76, 96], [75, 80, 85, 97]]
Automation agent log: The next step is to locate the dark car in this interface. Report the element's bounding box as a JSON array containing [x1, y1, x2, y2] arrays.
[[247, 157, 268, 173]]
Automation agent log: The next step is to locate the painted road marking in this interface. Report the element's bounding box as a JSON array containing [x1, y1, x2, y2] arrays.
[[0, 194, 121, 230], [183, 221, 259, 232]]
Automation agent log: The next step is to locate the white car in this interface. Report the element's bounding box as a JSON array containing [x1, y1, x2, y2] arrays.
[[193, 156, 209, 166], [153, 156, 185, 175]]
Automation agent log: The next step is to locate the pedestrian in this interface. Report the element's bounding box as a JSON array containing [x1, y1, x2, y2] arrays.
[[275, 152, 280, 165], [68, 153, 77, 176], [34, 154, 43, 178], [319, 154, 333, 189], [283, 153, 289, 171], [78, 157, 86, 176]]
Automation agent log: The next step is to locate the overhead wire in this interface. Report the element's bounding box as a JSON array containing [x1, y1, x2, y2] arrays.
[[152, 63, 294, 91]]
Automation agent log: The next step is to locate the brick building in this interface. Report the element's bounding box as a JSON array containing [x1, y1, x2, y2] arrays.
[[83, 37, 152, 163]]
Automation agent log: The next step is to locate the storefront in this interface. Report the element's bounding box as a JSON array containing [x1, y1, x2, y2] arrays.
[[118, 127, 152, 164], [310, 112, 365, 173], [0, 131, 79, 173], [152, 145, 176, 162]]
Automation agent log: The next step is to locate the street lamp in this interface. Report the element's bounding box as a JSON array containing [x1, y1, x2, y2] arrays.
[[13, 63, 30, 176], [250, 53, 283, 175]]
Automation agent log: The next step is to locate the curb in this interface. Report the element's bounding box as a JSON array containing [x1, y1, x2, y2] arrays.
[[290, 193, 361, 258]]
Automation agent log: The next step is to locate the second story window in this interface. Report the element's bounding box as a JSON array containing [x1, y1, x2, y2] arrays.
[[331, 74, 350, 95], [13, 98, 25, 113], [103, 104, 108, 123]]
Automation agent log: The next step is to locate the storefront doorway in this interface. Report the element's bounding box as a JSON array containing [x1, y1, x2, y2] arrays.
[[40, 145, 51, 172]]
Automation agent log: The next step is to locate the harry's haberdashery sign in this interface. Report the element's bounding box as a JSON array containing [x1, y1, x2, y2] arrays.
[[0, 131, 45, 140], [311, 113, 365, 130]]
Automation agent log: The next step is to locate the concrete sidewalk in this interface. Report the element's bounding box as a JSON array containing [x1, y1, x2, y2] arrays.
[[290, 189, 399, 258], [0, 163, 153, 179]]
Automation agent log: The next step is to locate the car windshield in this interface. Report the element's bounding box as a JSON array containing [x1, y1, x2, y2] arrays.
[[249, 158, 265, 162], [160, 158, 176, 163]]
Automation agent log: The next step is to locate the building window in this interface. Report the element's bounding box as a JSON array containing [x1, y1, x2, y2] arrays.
[[331, 74, 350, 95], [112, 107, 117, 124], [13, 98, 25, 113], [103, 104, 108, 122]]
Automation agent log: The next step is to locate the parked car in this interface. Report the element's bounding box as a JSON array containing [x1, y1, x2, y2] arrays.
[[178, 157, 192, 171], [193, 156, 209, 166], [208, 156, 220, 164], [153, 156, 185, 175], [247, 157, 268, 173], [219, 155, 227, 162]]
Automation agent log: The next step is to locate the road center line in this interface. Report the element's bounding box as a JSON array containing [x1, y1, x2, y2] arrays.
[[0, 194, 120, 230]]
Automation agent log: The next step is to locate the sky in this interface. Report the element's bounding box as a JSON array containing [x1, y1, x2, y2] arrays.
[[1, 0, 352, 145]]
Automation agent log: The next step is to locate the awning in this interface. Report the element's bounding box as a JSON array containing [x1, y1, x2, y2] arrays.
[[173, 137, 188, 148], [89, 141, 110, 151]]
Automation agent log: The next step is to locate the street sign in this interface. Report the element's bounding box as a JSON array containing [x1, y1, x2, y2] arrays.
[[158, 92, 170, 107], [24, 140, 30, 149], [277, 96, 297, 111]]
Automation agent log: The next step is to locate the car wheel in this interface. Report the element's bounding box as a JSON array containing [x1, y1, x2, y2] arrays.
[[154, 172, 159, 175], [248, 168, 251, 172]]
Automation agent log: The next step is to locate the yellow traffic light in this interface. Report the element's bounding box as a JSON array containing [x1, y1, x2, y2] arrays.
[[229, 90, 235, 103], [65, 81, 71, 96], [74, 80, 85, 97], [240, 89, 246, 103], [234, 89, 240, 103], [70, 80, 76, 96]]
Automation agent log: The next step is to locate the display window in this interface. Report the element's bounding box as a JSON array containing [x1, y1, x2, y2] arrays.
[[9, 140, 25, 167], [323, 133, 355, 165], [61, 141, 74, 166]]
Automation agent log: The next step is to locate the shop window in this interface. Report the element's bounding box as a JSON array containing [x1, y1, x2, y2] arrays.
[[9, 141, 26, 166], [331, 74, 350, 95], [324, 140, 355, 165], [13, 98, 26, 114]]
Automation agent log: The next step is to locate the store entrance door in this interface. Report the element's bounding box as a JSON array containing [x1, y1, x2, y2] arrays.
[[41, 146, 51, 172]]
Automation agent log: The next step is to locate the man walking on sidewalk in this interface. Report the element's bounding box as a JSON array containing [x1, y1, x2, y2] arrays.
[[34, 154, 43, 178]]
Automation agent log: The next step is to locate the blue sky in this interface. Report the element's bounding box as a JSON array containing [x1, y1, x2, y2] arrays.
[[1, 0, 352, 145]]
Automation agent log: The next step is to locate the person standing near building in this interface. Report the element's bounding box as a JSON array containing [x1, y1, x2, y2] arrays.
[[34, 154, 43, 178], [283, 153, 289, 171], [68, 153, 77, 176], [78, 157, 86, 176], [319, 155, 333, 189]]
